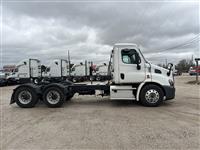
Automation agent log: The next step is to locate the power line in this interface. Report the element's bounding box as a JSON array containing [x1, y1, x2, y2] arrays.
[[157, 33, 200, 52]]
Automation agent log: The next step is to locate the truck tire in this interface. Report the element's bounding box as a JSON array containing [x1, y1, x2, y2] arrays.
[[89, 76, 94, 81], [72, 78, 77, 83], [33, 78, 39, 84], [96, 76, 101, 81], [13, 86, 38, 108], [43, 86, 65, 107], [140, 84, 164, 107]]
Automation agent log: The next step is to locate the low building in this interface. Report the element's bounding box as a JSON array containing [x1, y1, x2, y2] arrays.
[[3, 65, 16, 72]]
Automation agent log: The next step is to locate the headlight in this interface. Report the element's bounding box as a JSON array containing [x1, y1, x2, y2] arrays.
[[169, 79, 174, 87]]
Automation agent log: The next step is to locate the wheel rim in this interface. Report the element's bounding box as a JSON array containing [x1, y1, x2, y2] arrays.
[[18, 90, 32, 104], [34, 79, 38, 84], [46, 90, 60, 104], [145, 89, 160, 103]]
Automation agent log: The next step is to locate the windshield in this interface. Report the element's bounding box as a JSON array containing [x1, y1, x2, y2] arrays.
[[14, 68, 18, 72], [138, 48, 148, 63]]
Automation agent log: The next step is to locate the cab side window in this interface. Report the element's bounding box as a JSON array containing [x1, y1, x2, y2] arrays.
[[121, 49, 138, 64]]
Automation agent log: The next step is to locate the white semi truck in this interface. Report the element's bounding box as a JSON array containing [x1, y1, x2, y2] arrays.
[[95, 63, 111, 81], [0, 71, 7, 86], [70, 61, 90, 82], [6, 59, 41, 84], [43, 59, 70, 82], [10, 43, 175, 108]]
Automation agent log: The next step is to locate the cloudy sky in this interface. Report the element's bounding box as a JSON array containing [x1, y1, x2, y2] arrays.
[[1, 0, 199, 68]]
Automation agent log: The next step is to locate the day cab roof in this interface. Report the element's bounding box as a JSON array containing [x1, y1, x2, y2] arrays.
[[113, 43, 138, 49], [16, 58, 40, 67]]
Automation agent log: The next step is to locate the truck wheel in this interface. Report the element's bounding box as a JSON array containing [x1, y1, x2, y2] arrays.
[[72, 78, 77, 83], [140, 85, 164, 107], [33, 78, 39, 84], [89, 76, 94, 81], [43, 87, 65, 107], [13, 87, 38, 108], [96, 76, 101, 81]]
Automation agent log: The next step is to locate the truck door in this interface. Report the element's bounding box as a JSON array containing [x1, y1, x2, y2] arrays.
[[18, 61, 29, 78], [61, 60, 68, 77], [119, 48, 146, 83], [51, 60, 61, 77], [30, 59, 41, 78]]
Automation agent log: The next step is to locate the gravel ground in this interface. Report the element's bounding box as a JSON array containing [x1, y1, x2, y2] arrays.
[[0, 75, 200, 150]]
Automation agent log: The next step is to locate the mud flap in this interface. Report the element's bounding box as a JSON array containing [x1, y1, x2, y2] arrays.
[[10, 89, 16, 104]]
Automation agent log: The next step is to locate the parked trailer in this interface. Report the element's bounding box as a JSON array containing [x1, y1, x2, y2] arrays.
[[6, 59, 41, 84], [10, 43, 175, 108]]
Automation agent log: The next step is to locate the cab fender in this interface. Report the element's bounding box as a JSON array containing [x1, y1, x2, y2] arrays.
[[10, 83, 42, 104]]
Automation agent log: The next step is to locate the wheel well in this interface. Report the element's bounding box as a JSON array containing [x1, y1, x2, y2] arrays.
[[141, 82, 166, 96], [42, 83, 68, 94], [14, 84, 41, 93], [11, 84, 41, 104]]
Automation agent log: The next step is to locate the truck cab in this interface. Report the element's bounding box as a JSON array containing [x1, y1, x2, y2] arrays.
[[7, 59, 41, 84], [95, 63, 110, 81], [70, 61, 90, 82], [110, 43, 175, 102], [43, 59, 69, 78]]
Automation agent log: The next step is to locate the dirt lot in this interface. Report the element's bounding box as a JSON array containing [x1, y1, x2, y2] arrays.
[[0, 75, 200, 150]]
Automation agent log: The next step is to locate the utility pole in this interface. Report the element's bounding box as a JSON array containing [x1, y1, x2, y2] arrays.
[[191, 55, 194, 65], [68, 50, 71, 76], [165, 59, 168, 68], [88, 61, 93, 85], [195, 58, 200, 84]]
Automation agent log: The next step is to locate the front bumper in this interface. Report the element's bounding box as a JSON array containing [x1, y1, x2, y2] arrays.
[[163, 86, 175, 100]]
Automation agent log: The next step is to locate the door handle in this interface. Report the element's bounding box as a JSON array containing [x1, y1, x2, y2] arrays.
[[120, 73, 125, 80]]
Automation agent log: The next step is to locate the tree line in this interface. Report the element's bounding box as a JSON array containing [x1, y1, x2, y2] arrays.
[[158, 59, 195, 73]]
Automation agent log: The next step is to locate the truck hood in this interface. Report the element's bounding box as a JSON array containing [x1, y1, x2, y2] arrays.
[[7, 74, 18, 79], [150, 64, 173, 77]]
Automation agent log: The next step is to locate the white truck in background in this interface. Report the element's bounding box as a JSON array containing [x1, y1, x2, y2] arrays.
[[11, 43, 175, 108], [70, 62, 110, 82], [95, 63, 111, 81], [70, 61, 91, 82], [6, 59, 41, 84], [0, 71, 7, 86], [43, 59, 70, 82]]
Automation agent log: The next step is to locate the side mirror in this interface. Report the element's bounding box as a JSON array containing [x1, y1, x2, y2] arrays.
[[167, 63, 173, 76], [137, 64, 141, 70], [167, 63, 173, 70], [136, 52, 141, 70]]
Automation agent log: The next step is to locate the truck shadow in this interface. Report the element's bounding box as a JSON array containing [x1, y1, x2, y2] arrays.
[[62, 99, 142, 108], [18, 98, 174, 108]]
